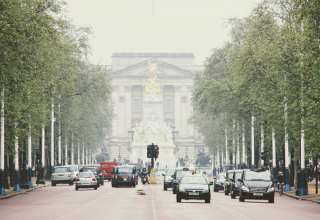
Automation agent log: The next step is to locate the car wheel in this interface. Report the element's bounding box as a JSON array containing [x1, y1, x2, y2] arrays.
[[173, 188, 177, 194], [231, 192, 236, 199], [224, 191, 229, 196], [164, 185, 168, 191], [176, 194, 182, 203], [205, 198, 211, 203], [94, 187, 98, 190], [214, 188, 219, 192], [51, 181, 56, 187], [268, 197, 274, 203], [239, 196, 245, 202]]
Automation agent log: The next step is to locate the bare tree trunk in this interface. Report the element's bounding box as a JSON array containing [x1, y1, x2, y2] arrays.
[[225, 128, 229, 165], [251, 115, 255, 167], [0, 88, 5, 194], [260, 124, 264, 167], [50, 98, 55, 167], [58, 104, 61, 165], [242, 121, 246, 165], [14, 123, 20, 192], [71, 133, 74, 165], [27, 124, 33, 188]]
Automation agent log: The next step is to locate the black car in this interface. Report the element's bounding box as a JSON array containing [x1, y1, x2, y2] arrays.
[[224, 170, 234, 195], [111, 165, 137, 187], [214, 173, 225, 192], [176, 174, 212, 203], [230, 170, 245, 199], [79, 165, 104, 186], [172, 168, 193, 194], [238, 170, 275, 203], [163, 169, 174, 191]]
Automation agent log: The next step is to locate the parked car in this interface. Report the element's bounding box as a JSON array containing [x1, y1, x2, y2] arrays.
[[163, 169, 175, 191], [238, 170, 275, 203], [176, 174, 212, 203], [111, 165, 137, 187], [214, 173, 225, 192], [51, 166, 75, 186], [79, 165, 103, 187], [224, 170, 235, 195], [75, 171, 98, 190], [230, 170, 245, 199], [172, 168, 193, 194], [100, 162, 119, 181]]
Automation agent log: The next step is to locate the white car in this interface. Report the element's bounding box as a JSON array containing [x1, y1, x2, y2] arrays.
[[51, 166, 75, 186], [75, 172, 98, 190]]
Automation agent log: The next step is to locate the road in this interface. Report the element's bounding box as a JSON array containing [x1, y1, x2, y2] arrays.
[[0, 182, 319, 220]]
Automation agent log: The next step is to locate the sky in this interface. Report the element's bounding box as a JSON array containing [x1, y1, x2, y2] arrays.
[[64, 0, 263, 65]]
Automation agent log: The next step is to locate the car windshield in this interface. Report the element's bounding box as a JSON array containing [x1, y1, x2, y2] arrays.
[[227, 171, 234, 179], [117, 167, 133, 174], [181, 176, 207, 184], [68, 166, 78, 172], [81, 167, 96, 173], [79, 172, 93, 178], [217, 174, 225, 181], [177, 171, 192, 179], [235, 172, 242, 180], [245, 171, 271, 181], [165, 169, 174, 176], [54, 167, 70, 173]]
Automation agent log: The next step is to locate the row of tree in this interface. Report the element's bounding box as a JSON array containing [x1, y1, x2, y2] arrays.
[[0, 0, 111, 193], [192, 0, 319, 187]]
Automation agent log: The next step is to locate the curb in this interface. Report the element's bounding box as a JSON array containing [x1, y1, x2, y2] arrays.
[[0, 184, 46, 200], [283, 192, 320, 204]]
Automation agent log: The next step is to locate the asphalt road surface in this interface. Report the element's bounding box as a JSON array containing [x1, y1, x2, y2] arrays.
[[0, 182, 319, 220]]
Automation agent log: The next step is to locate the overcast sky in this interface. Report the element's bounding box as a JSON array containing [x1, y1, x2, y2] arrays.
[[65, 0, 263, 65]]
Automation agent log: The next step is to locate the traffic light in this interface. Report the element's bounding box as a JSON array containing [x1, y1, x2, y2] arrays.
[[260, 151, 267, 161], [147, 145, 153, 158], [147, 143, 159, 159], [154, 145, 159, 159]]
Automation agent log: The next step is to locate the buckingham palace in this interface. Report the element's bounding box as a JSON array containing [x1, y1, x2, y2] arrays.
[[106, 52, 206, 168]]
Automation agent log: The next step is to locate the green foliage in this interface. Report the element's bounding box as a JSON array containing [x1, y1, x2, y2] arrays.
[[192, 0, 320, 162], [0, 0, 111, 157]]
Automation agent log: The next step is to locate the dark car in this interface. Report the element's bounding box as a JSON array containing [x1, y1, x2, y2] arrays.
[[214, 173, 225, 192], [79, 165, 104, 186], [230, 170, 245, 199], [163, 169, 174, 191], [176, 174, 212, 203], [224, 170, 235, 195], [172, 168, 193, 194], [238, 170, 275, 203], [111, 165, 137, 187]]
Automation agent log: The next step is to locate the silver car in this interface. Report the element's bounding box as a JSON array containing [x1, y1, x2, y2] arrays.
[[51, 166, 75, 186], [75, 172, 98, 190]]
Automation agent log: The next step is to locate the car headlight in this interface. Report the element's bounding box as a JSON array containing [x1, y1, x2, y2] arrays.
[[267, 187, 275, 192], [179, 187, 186, 192], [202, 188, 209, 193], [241, 185, 249, 192]]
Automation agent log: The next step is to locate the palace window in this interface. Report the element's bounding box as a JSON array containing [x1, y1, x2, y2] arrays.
[[163, 86, 175, 125], [131, 86, 143, 125]]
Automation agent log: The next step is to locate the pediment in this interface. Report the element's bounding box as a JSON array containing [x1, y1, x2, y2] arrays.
[[112, 59, 195, 79]]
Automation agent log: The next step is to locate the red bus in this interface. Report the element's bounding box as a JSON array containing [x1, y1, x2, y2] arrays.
[[100, 162, 119, 180]]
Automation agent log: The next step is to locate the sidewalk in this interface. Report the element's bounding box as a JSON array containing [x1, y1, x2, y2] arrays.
[[283, 183, 320, 204], [0, 177, 47, 200]]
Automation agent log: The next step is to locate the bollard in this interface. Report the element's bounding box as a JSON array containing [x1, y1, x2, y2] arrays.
[[284, 168, 290, 192], [14, 170, 21, 192], [0, 169, 6, 195]]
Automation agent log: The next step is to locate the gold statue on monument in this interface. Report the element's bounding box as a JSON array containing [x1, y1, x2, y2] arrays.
[[144, 62, 160, 101]]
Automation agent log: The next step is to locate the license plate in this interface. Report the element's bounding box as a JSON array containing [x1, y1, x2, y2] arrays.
[[188, 192, 199, 196], [253, 193, 263, 196]]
